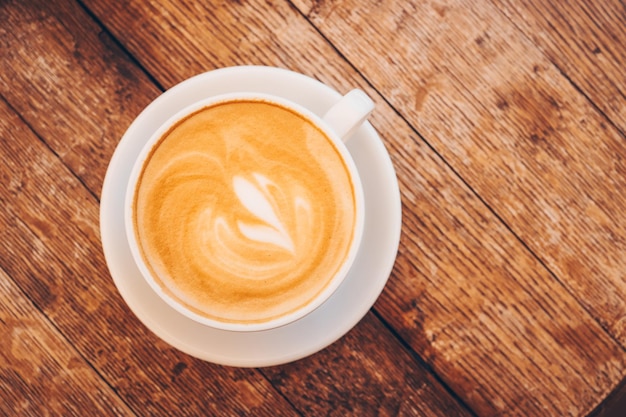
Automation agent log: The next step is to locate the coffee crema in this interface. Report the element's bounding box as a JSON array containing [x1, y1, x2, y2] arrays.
[[132, 99, 358, 325]]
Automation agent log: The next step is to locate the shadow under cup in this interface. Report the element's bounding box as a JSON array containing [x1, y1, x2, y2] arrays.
[[124, 92, 366, 332]]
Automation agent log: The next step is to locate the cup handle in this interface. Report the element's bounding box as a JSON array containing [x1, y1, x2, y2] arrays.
[[322, 89, 375, 142]]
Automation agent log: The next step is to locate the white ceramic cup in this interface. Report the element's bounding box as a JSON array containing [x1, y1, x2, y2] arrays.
[[124, 89, 374, 332]]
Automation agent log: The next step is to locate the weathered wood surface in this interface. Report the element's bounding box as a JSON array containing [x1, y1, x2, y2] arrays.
[[0, 262, 132, 416], [495, 0, 626, 133], [0, 0, 473, 416], [299, 0, 626, 347], [1, 0, 625, 415]]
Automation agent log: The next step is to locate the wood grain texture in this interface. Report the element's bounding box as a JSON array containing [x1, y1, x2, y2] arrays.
[[300, 0, 626, 342], [371, 89, 626, 416], [0, 262, 132, 416], [2, 0, 625, 415], [263, 313, 472, 417], [495, 0, 626, 132], [0, 0, 159, 197], [79, 0, 626, 415], [80, 0, 367, 94], [302, 1, 626, 352], [0, 0, 474, 415], [296, 0, 626, 414]]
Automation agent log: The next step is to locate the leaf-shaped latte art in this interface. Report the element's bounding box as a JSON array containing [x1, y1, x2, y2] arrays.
[[233, 174, 295, 253]]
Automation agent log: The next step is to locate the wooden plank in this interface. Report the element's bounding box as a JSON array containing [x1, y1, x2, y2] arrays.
[[79, 0, 626, 415], [372, 95, 626, 416], [0, 0, 475, 416], [0, 0, 161, 197], [304, 2, 626, 344], [494, 0, 626, 132], [299, 0, 626, 344], [263, 313, 472, 417], [292, 0, 626, 413], [79, 0, 368, 92], [0, 266, 134, 416]]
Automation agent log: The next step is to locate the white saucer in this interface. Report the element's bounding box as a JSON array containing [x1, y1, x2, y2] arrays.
[[100, 66, 402, 367]]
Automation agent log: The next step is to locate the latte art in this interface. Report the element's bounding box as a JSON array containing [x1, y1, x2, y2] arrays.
[[132, 99, 358, 325], [232, 173, 299, 253]]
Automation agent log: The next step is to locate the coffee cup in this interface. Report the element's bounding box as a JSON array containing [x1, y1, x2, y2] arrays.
[[124, 89, 373, 332]]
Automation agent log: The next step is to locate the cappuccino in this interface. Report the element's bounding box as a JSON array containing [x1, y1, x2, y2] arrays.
[[131, 98, 359, 326]]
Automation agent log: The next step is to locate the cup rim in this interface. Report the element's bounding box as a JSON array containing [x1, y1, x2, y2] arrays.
[[124, 92, 366, 332]]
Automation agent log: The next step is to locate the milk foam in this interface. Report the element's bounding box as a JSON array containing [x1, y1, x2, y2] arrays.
[[133, 99, 357, 324], [233, 174, 298, 253]]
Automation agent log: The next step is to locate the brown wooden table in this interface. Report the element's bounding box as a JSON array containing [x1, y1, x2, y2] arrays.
[[2, 0, 625, 415]]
